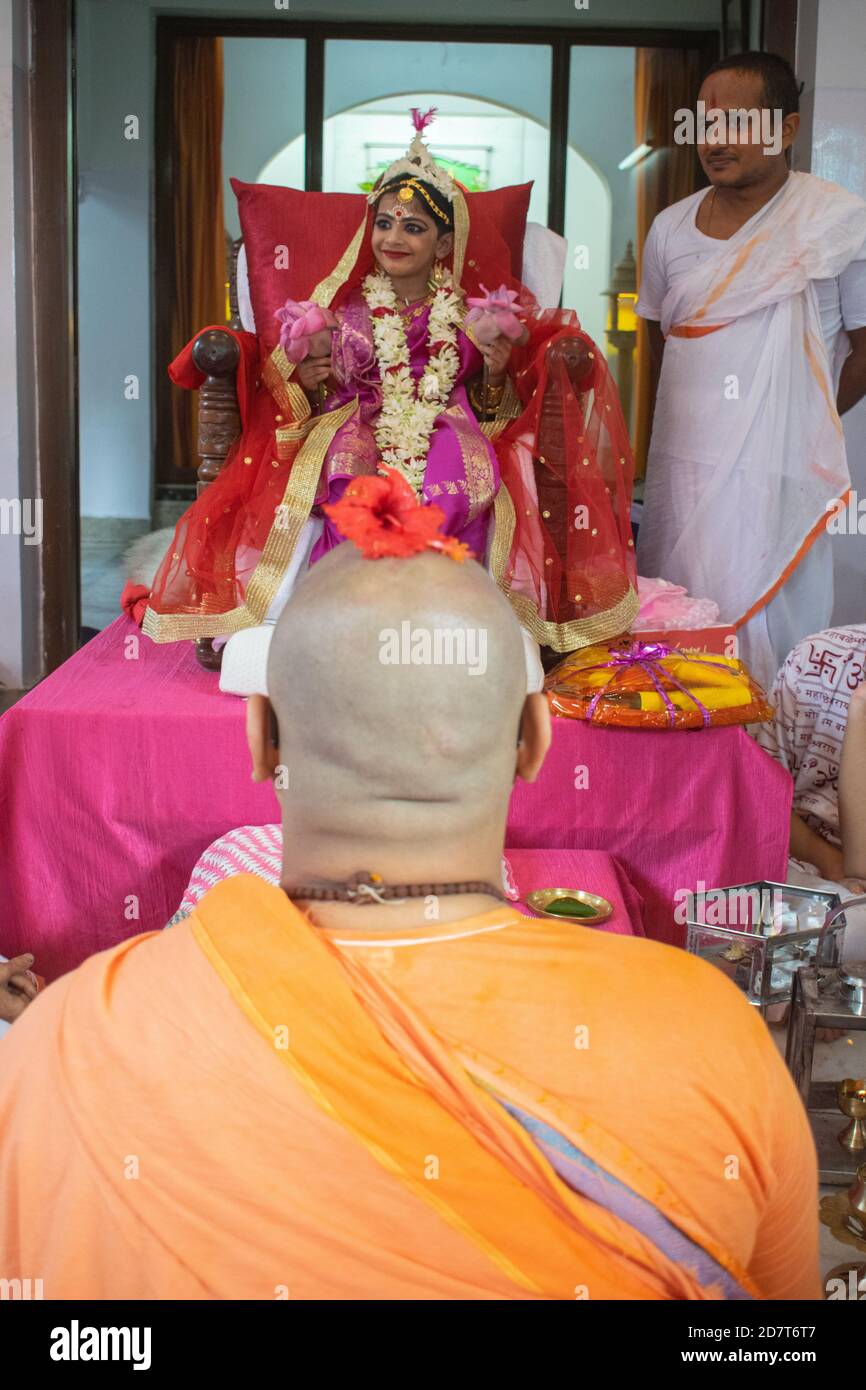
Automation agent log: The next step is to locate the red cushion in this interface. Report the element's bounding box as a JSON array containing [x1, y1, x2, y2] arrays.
[[232, 177, 532, 351], [474, 182, 532, 281], [232, 181, 366, 351]]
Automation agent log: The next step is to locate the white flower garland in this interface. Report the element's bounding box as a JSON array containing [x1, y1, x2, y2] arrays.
[[362, 268, 462, 496]]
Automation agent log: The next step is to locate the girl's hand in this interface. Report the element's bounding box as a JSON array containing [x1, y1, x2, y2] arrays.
[[478, 334, 515, 384], [296, 355, 332, 394]]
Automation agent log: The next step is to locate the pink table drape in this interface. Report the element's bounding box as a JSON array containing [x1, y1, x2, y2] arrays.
[[507, 717, 792, 947], [0, 618, 791, 981]]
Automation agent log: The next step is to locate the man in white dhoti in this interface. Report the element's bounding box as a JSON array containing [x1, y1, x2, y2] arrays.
[[637, 52, 866, 690]]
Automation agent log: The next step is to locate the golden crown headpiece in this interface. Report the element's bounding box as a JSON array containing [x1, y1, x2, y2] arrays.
[[367, 108, 456, 220]]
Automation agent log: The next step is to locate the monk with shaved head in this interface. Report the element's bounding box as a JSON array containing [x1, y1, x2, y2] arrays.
[[0, 495, 819, 1300], [251, 541, 548, 931]]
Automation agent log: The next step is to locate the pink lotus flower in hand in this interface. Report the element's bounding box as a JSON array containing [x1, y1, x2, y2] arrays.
[[464, 284, 524, 345], [275, 299, 338, 363]]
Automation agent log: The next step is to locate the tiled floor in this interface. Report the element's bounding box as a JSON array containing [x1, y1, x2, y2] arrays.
[[81, 541, 129, 633], [81, 508, 185, 633]]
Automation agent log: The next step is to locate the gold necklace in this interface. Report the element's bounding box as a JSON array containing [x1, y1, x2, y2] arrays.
[[705, 185, 717, 234], [399, 295, 433, 323]]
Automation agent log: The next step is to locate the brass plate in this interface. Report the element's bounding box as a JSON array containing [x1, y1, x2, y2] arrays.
[[525, 887, 613, 925]]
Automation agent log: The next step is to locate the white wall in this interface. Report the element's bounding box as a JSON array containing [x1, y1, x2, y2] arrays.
[[803, 0, 866, 625], [222, 36, 305, 239], [77, 0, 152, 520], [564, 45, 636, 347]]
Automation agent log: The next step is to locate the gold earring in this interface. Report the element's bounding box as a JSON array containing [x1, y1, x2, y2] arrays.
[[428, 258, 445, 292]]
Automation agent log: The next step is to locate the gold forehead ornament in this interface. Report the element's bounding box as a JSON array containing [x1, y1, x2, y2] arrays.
[[389, 185, 417, 220]]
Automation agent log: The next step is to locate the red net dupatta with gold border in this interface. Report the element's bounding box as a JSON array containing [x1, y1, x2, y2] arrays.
[[489, 316, 638, 652]]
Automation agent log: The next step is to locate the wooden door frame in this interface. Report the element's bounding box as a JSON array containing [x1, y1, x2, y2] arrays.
[[26, 0, 79, 676], [762, 0, 798, 68]]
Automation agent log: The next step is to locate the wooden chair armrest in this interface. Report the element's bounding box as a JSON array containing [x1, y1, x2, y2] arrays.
[[191, 329, 241, 494], [189, 329, 241, 671]]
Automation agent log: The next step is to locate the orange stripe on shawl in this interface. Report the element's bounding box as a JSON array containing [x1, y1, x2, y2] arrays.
[[735, 329, 846, 628], [736, 488, 850, 630], [803, 329, 845, 444], [667, 323, 727, 339], [668, 230, 767, 337]]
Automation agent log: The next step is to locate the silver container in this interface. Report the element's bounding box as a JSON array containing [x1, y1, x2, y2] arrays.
[[685, 880, 843, 1014]]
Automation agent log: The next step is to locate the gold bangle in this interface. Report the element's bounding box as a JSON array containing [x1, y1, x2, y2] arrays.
[[468, 380, 487, 413]]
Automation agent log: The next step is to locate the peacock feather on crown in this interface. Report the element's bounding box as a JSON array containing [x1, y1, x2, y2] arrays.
[[366, 107, 456, 207]]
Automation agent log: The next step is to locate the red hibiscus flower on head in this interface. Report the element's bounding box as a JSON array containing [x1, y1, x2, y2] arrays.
[[325, 467, 454, 559]]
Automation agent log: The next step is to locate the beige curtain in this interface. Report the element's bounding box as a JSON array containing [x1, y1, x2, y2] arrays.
[[633, 47, 704, 476], [169, 38, 226, 476]]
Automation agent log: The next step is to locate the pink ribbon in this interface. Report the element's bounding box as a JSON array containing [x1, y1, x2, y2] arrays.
[[578, 641, 738, 729]]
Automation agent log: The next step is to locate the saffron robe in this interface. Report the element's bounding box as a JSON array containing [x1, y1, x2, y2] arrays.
[[0, 876, 819, 1299]]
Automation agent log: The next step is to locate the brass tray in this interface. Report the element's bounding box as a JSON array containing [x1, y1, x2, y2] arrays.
[[525, 887, 613, 925]]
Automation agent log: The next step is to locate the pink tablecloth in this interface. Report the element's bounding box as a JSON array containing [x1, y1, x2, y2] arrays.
[[0, 617, 791, 980], [507, 717, 791, 949]]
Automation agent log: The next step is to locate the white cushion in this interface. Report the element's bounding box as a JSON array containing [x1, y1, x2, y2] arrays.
[[236, 242, 256, 335], [220, 612, 544, 699], [235, 220, 566, 334], [521, 222, 567, 310]]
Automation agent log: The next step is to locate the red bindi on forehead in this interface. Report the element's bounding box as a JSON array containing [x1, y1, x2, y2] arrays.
[[377, 196, 429, 224]]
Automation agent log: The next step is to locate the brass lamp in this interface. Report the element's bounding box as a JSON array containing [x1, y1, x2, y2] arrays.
[[787, 893, 866, 1183], [602, 241, 638, 433]]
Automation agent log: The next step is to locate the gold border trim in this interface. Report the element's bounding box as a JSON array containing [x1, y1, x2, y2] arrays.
[[310, 214, 369, 308], [262, 345, 302, 415], [489, 485, 640, 651], [452, 187, 470, 289], [490, 483, 517, 586], [507, 586, 640, 652], [441, 403, 496, 523]]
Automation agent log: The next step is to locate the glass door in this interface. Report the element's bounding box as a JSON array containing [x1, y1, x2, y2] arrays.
[[322, 38, 552, 231]]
